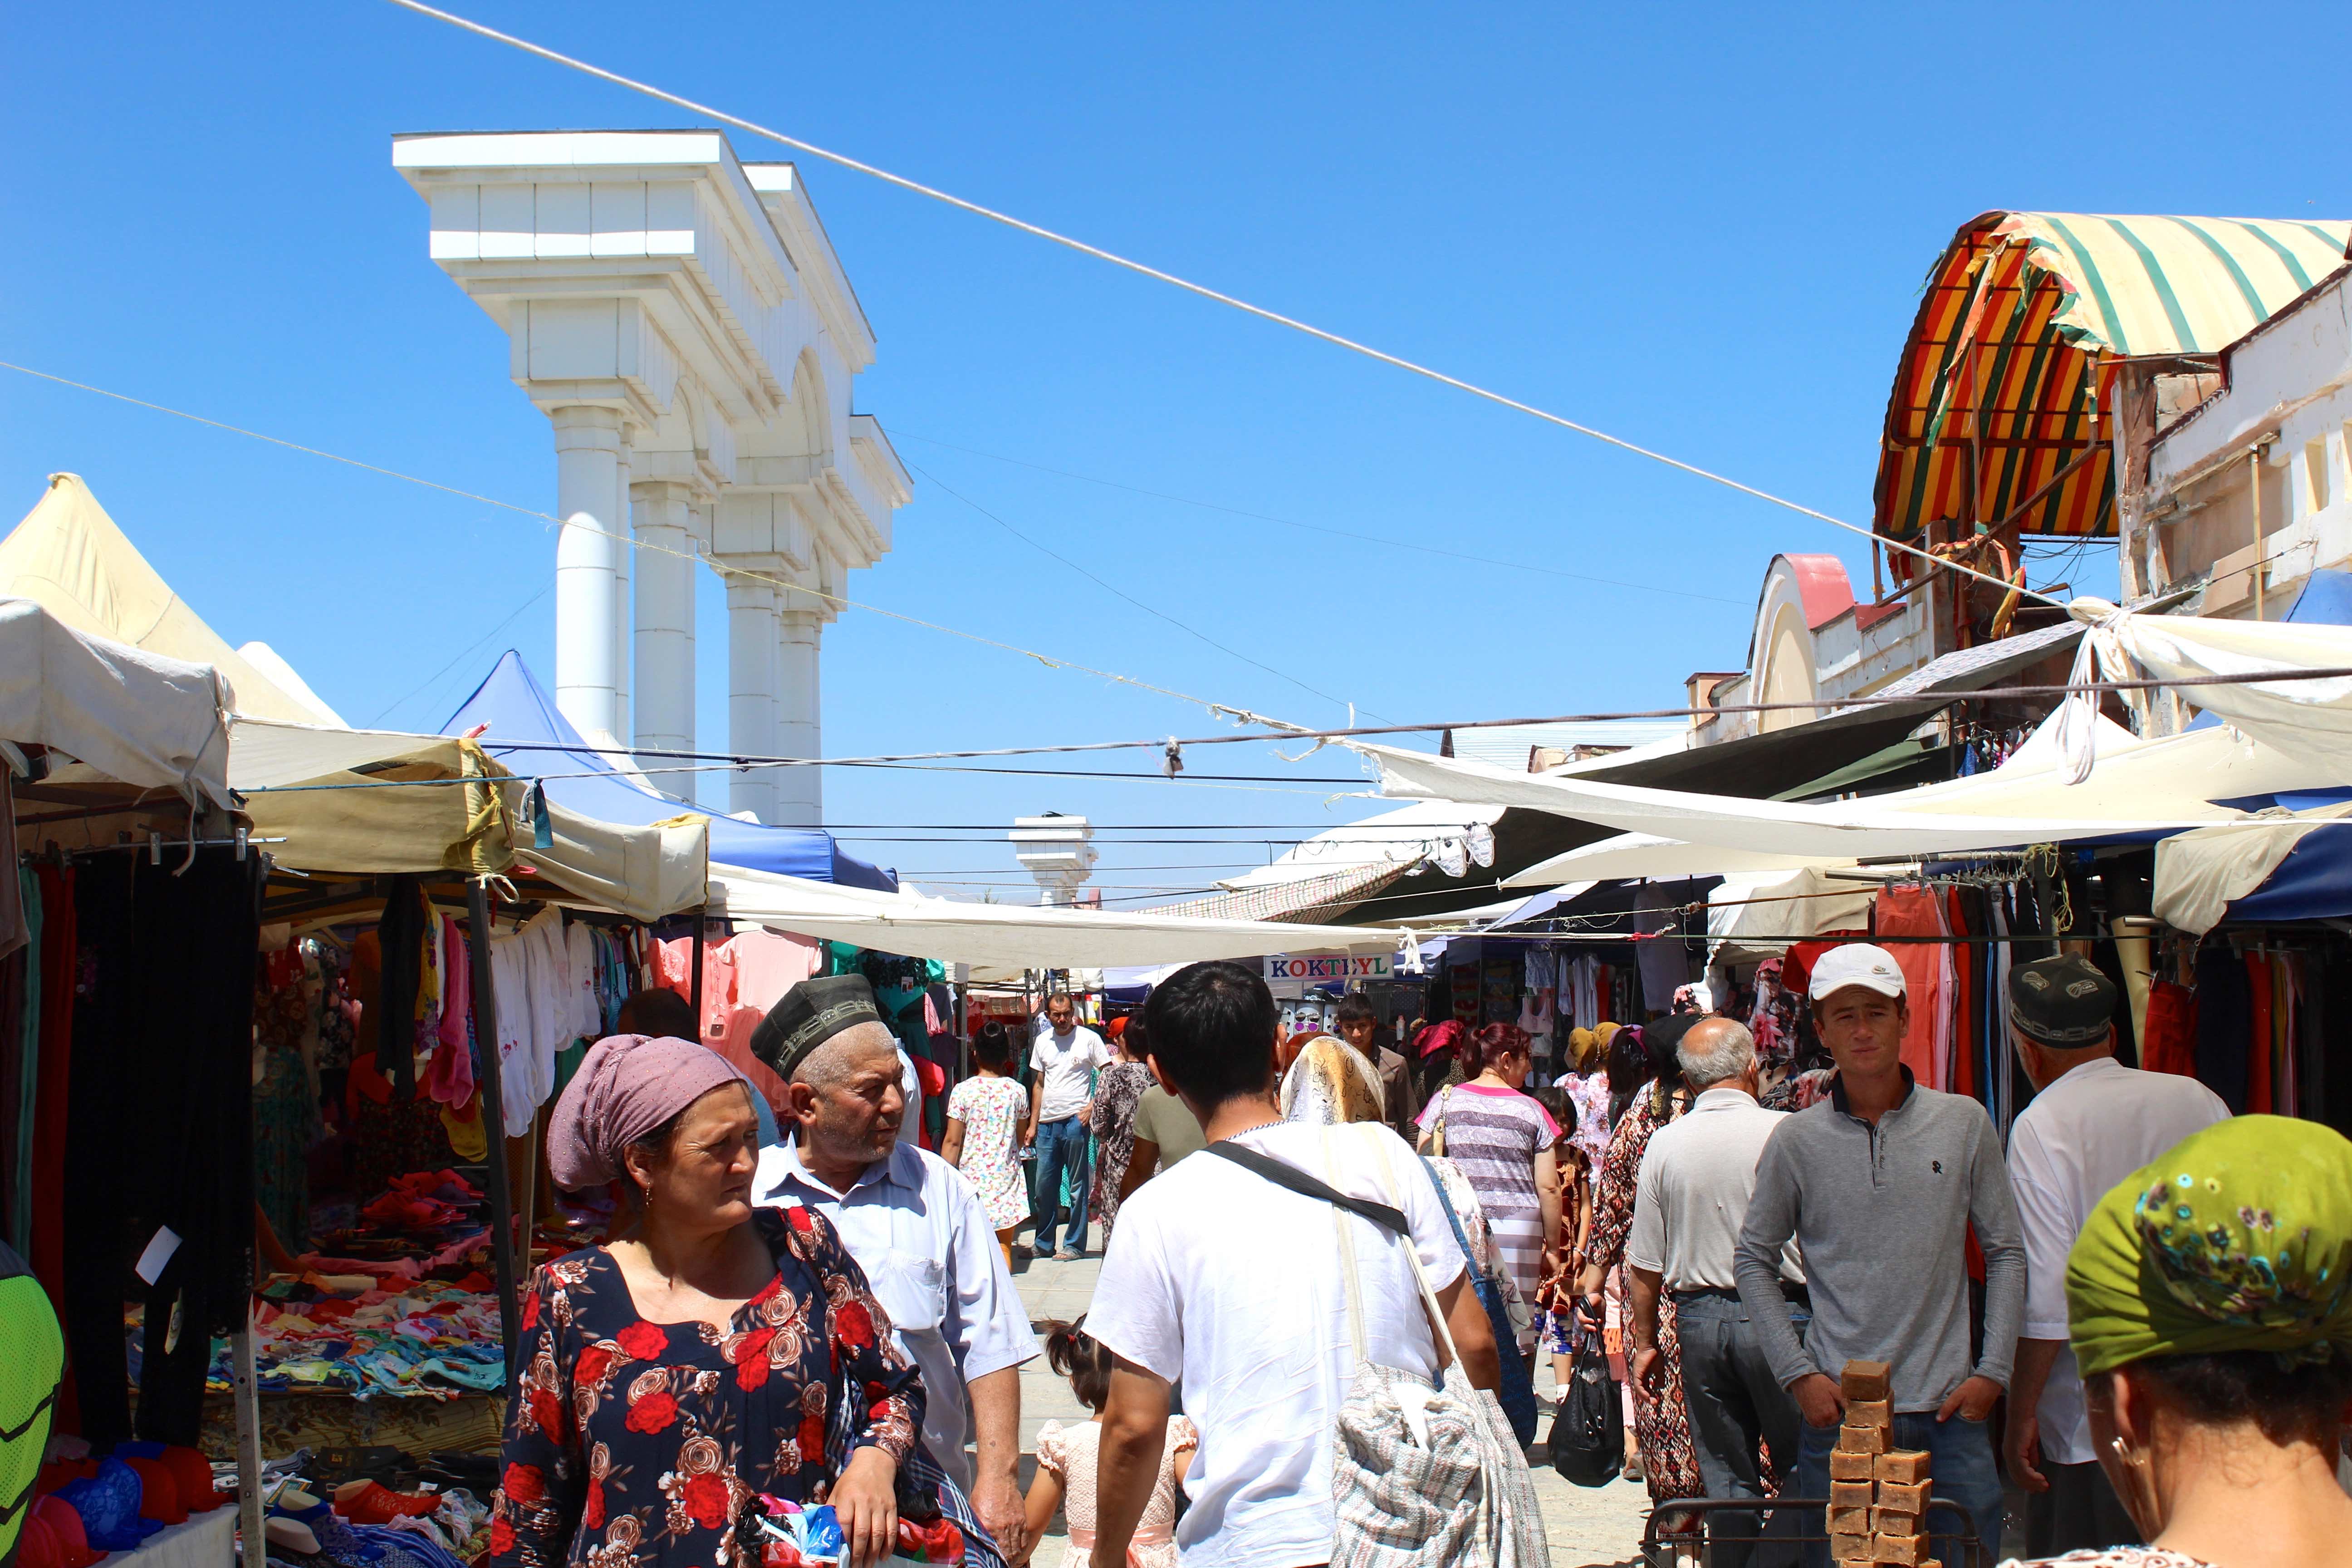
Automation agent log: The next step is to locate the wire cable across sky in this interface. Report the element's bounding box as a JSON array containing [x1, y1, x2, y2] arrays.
[[377, 0, 2057, 610]]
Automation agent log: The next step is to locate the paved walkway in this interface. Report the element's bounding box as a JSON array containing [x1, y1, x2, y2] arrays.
[[1009, 1233, 1653, 1567]]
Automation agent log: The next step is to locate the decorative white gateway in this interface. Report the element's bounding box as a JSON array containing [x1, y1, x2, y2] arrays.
[[394, 130, 911, 826]]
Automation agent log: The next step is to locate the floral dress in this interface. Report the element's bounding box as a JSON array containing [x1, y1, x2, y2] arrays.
[[1584, 1086, 1705, 1505], [490, 1206, 1004, 1568], [1088, 1062, 1154, 1240], [946, 1075, 1030, 1232]]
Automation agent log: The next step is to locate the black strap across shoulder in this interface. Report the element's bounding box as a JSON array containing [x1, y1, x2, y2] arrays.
[[1205, 1140, 1410, 1238]]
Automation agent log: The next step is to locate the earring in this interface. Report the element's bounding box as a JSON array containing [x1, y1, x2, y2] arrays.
[[2107, 1434, 2162, 1535]]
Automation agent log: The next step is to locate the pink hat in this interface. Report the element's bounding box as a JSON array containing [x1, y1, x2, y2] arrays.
[[547, 1034, 747, 1190]]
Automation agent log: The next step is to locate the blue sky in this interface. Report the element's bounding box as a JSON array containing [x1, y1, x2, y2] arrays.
[[4, 2, 2345, 899]]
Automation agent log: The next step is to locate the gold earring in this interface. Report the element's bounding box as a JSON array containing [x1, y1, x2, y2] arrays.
[[2108, 1434, 2162, 1535]]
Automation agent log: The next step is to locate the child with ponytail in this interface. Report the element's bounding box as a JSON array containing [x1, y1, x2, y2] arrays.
[[1022, 1317, 1195, 1566]]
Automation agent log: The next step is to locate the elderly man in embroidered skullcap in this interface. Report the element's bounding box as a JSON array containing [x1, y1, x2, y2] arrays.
[[748, 976, 1037, 1563], [2001, 954, 2227, 1558]]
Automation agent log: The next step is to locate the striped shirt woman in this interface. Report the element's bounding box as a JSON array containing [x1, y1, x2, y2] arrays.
[[1415, 1023, 1562, 1351]]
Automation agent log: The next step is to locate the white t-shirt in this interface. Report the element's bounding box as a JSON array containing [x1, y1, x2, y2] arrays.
[[1030, 1026, 1109, 1123], [2006, 1055, 2228, 1463], [1086, 1120, 1468, 1568]]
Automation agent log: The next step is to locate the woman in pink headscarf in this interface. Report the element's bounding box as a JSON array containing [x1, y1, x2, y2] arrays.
[[494, 1034, 1004, 1568]]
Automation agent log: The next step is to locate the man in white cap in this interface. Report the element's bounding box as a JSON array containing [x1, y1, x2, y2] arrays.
[[1732, 943, 2025, 1568]]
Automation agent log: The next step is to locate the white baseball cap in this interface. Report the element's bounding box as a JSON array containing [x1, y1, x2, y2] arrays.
[[1807, 942, 1906, 1002]]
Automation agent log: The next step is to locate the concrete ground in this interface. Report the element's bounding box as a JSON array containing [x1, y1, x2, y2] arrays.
[[1006, 1226, 1654, 1567]]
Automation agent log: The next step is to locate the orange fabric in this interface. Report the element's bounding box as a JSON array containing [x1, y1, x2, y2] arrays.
[[1872, 890, 1946, 1087], [1946, 889, 1975, 1101], [2245, 952, 2274, 1115]]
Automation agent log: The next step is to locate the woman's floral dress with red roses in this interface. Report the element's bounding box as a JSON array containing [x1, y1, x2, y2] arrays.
[[490, 1204, 1004, 1568]]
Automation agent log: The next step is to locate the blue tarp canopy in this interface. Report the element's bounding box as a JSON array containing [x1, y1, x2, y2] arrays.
[[442, 652, 897, 892], [2219, 822, 2352, 924]]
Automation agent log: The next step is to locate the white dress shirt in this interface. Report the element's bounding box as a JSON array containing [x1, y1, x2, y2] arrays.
[[2006, 1054, 2228, 1463], [1627, 1085, 1803, 1290], [753, 1137, 1040, 1487]]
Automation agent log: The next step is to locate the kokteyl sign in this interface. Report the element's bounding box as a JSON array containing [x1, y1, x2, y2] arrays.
[[1264, 954, 1392, 982]]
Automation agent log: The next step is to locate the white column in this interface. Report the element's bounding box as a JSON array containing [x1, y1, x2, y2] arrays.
[[774, 608, 823, 826], [631, 480, 698, 794], [726, 573, 780, 822], [551, 407, 626, 741], [612, 439, 633, 747]]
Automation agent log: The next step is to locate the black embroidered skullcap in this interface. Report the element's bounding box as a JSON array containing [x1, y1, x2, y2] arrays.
[[750, 974, 884, 1080], [2007, 953, 2117, 1048]]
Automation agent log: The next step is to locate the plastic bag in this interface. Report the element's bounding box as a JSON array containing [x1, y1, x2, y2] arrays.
[[1548, 1336, 1624, 1487]]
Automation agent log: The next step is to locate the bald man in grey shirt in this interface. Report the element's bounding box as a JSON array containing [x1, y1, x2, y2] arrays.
[[1627, 1018, 1806, 1568]]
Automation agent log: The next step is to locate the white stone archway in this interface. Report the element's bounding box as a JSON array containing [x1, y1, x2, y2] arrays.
[[394, 130, 911, 825]]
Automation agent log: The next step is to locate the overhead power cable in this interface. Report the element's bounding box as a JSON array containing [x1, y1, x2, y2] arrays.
[[0, 359, 1279, 725], [442, 663, 2352, 774], [900, 431, 1746, 607], [911, 462, 1375, 719], [377, 0, 2053, 609]]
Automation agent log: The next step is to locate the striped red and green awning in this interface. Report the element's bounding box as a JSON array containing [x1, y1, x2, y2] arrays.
[[1873, 211, 2351, 560]]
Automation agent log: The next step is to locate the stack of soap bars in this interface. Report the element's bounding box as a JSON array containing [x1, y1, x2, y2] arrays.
[[1825, 1360, 1936, 1567]]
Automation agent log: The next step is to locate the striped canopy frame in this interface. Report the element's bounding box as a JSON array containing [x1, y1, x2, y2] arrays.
[[1872, 211, 2351, 570]]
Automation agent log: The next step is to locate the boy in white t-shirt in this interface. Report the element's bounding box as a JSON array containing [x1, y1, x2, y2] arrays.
[[1083, 961, 1498, 1568]]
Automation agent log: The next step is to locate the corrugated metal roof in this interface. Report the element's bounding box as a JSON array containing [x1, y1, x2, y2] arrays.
[[1874, 211, 2352, 554]]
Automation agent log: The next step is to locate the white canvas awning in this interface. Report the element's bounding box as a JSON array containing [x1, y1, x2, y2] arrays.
[[2151, 803, 2352, 936], [1708, 866, 1880, 963], [708, 863, 1406, 970], [0, 597, 231, 807], [2070, 596, 2352, 775], [1379, 703, 2334, 888]]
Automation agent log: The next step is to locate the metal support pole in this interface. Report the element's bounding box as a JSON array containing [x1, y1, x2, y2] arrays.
[[465, 877, 524, 1386], [231, 1291, 265, 1562], [2252, 448, 2267, 620]]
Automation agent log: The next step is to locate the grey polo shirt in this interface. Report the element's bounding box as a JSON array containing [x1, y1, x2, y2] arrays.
[[1734, 1068, 2025, 1412], [1625, 1086, 1804, 1291]]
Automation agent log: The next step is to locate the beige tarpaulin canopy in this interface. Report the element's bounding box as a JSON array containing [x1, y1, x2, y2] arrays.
[[709, 863, 1408, 971], [0, 474, 340, 725], [0, 597, 232, 808], [231, 718, 707, 923]]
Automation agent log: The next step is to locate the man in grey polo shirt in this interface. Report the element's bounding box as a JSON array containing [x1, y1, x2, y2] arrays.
[[1735, 943, 2024, 1568], [1627, 1017, 1806, 1568]]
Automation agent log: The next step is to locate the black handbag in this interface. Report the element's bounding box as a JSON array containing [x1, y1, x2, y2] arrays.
[[1547, 1335, 1624, 1486]]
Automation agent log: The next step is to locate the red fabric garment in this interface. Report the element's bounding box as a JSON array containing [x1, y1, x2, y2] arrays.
[[157, 1448, 223, 1513], [1871, 890, 1947, 1088], [122, 1458, 186, 1525], [30, 862, 75, 1427], [34, 1461, 96, 1499], [2141, 981, 2200, 1076], [2245, 952, 2274, 1116], [1779, 934, 1871, 1000]]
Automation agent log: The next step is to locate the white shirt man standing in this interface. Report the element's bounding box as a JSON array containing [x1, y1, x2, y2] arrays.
[[1626, 1017, 1806, 1568], [1027, 991, 1110, 1260], [2002, 953, 2228, 1558]]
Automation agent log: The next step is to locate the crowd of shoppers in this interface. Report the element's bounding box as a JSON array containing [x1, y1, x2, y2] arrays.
[[490, 951, 2352, 1568]]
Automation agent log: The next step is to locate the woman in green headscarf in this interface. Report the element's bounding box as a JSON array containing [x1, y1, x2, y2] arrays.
[[2007, 1115, 2352, 1568]]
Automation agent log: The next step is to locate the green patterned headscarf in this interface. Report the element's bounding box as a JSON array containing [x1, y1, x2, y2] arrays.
[[2068, 1115, 2352, 1379]]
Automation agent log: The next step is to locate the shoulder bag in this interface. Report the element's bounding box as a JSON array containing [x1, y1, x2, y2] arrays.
[[1206, 1129, 1549, 1568], [1416, 1155, 1539, 1446]]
